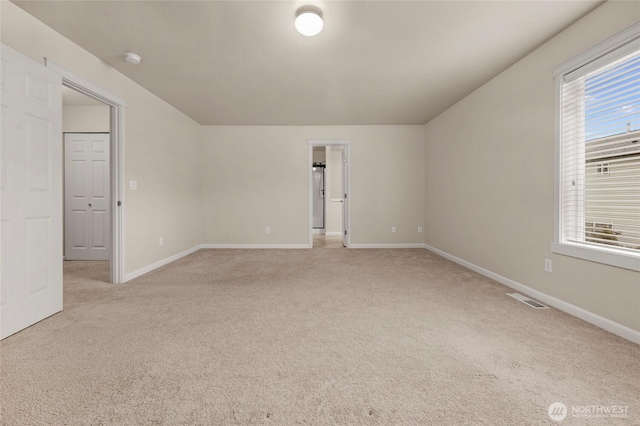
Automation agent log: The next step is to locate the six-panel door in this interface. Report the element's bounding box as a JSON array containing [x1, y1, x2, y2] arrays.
[[64, 133, 110, 261], [1, 43, 63, 340]]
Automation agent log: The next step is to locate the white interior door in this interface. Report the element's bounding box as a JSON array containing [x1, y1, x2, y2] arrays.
[[64, 133, 110, 261], [342, 147, 348, 247], [1, 43, 63, 340]]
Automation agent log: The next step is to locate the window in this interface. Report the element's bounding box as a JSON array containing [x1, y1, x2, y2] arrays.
[[595, 162, 609, 175], [553, 23, 640, 271]]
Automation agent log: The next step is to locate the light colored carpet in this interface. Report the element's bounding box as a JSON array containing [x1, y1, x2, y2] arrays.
[[1, 249, 638, 425]]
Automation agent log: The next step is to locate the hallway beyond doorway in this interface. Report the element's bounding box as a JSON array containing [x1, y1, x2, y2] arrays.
[[313, 234, 344, 249]]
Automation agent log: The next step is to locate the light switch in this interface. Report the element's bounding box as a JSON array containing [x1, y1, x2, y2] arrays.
[[130, 180, 137, 190]]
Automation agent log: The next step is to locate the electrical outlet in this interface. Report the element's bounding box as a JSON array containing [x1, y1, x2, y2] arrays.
[[544, 258, 552, 273], [391, 226, 396, 233], [129, 180, 137, 190], [159, 237, 164, 247], [266, 227, 271, 234], [418, 226, 423, 233]]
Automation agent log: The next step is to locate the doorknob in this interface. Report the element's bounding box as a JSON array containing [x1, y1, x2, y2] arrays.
[[88, 203, 92, 207]]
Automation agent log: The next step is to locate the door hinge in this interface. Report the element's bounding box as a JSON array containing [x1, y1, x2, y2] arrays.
[[344, 230, 347, 235], [344, 193, 347, 199], [117, 201, 121, 206]]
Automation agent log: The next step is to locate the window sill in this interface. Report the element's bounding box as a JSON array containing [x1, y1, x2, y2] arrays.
[[551, 242, 640, 272]]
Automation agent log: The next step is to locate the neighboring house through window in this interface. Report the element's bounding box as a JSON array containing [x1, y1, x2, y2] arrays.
[[594, 162, 609, 175], [553, 23, 640, 271]]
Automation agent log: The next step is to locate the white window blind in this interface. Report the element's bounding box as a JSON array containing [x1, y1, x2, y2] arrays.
[[559, 48, 640, 256]]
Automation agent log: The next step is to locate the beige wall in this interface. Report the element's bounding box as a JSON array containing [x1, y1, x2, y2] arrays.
[[423, 1, 640, 331], [62, 106, 110, 133], [312, 147, 326, 164], [2, 2, 202, 275], [201, 125, 425, 246]]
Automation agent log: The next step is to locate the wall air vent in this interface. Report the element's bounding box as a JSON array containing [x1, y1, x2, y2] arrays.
[[507, 292, 550, 309]]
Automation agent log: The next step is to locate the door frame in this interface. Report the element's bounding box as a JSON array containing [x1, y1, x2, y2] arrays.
[[45, 59, 126, 284], [307, 139, 351, 248]]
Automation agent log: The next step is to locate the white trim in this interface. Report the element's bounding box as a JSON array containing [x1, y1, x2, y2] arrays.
[[202, 244, 309, 249], [424, 243, 640, 344], [553, 22, 640, 79], [344, 145, 352, 249], [124, 245, 201, 282], [308, 140, 351, 249], [551, 242, 640, 272], [308, 146, 314, 249], [350, 243, 425, 249], [112, 103, 126, 283], [45, 59, 126, 284], [308, 139, 352, 146], [44, 59, 127, 106], [553, 75, 562, 254], [312, 229, 325, 235]]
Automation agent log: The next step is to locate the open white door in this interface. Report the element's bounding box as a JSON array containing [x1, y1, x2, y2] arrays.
[[342, 147, 348, 247], [64, 133, 110, 261], [1, 43, 63, 339]]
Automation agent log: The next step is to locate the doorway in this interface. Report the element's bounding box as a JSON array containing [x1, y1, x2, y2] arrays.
[[46, 59, 126, 284], [308, 140, 351, 248], [62, 88, 111, 284]]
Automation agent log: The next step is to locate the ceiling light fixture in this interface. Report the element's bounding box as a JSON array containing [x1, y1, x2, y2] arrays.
[[124, 52, 141, 65], [295, 6, 323, 36]]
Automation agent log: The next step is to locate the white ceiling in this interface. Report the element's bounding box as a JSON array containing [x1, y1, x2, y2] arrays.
[[15, 1, 603, 125]]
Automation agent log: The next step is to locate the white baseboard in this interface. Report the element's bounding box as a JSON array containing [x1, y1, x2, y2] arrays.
[[202, 244, 310, 249], [325, 231, 343, 237], [125, 244, 201, 282], [350, 243, 425, 249], [423, 243, 640, 345], [312, 229, 325, 235], [125, 242, 308, 282]]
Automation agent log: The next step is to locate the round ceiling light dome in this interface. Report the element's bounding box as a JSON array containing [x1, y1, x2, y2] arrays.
[[295, 6, 323, 36], [124, 52, 141, 65]]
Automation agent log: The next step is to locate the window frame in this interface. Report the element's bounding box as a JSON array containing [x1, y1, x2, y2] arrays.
[[595, 162, 609, 175], [552, 22, 640, 272]]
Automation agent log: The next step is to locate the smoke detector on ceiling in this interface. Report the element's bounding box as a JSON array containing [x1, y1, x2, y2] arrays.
[[124, 52, 141, 65]]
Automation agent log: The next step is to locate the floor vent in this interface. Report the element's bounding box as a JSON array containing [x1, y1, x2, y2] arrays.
[[507, 292, 550, 309]]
